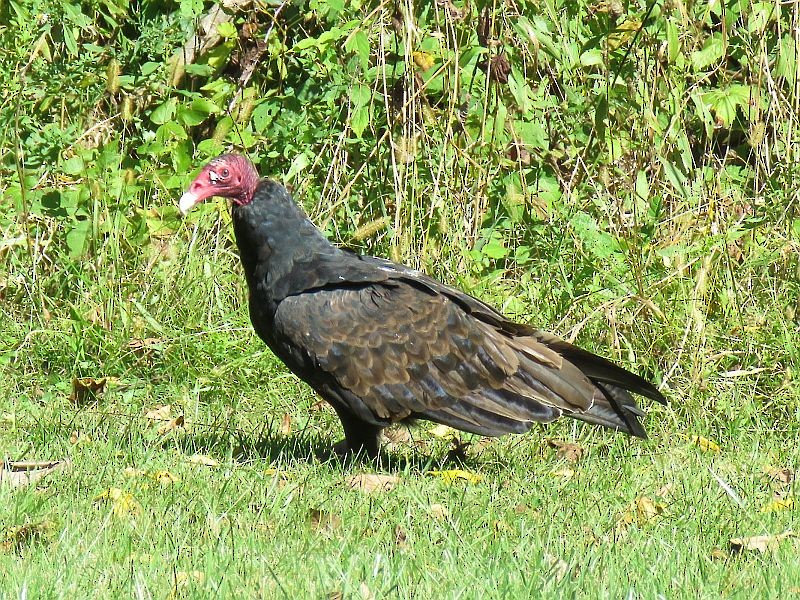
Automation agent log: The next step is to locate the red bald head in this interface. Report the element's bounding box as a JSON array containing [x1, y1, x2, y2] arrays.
[[179, 154, 260, 214]]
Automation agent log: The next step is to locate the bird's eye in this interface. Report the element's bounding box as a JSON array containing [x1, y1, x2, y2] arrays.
[[221, 168, 230, 178]]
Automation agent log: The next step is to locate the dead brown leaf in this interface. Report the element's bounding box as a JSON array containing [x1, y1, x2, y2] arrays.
[[279, 413, 292, 436], [70, 376, 107, 405], [145, 404, 172, 421], [346, 473, 399, 493], [382, 425, 412, 445], [395, 525, 408, 548], [2, 520, 55, 553], [128, 337, 163, 359], [730, 531, 795, 554], [0, 459, 70, 488], [309, 400, 334, 413], [157, 415, 185, 435], [547, 439, 585, 462], [763, 466, 795, 485], [309, 509, 342, 531], [359, 582, 375, 600]]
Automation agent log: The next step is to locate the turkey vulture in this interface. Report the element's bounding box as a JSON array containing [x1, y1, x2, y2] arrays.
[[180, 154, 666, 458]]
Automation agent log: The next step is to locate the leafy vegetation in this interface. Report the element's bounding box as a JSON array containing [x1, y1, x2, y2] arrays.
[[1, 0, 799, 596]]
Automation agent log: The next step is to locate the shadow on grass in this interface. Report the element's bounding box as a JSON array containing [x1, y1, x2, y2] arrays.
[[165, 423, 488, 474]]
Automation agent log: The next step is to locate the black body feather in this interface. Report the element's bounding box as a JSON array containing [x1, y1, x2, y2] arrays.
[[231, 179, 666, 457]]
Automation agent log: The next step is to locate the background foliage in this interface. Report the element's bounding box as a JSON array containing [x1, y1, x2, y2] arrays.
[[1, 0, 799, 596]]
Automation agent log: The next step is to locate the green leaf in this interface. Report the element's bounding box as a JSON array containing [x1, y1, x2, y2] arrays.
[[150, 98, 177, 125], [665, 19, 680, 64], [580, 49, 604, 67], [349, 84, 371, 107], [350, 105, 369, 138], [191, 98, 221, 115], [251, 101, 277, 133], [482, 238, 509, 259], [507, 69, 532, 114], [691, 34, 724, 71], [286, 152, 311, 182], [514, 120, 547, 150], [344, 30, 370, 70], [216, 21, 238, 39], [777, 35, 797, 82], [66, 219, 91, 259], [62, 156, 84, 175], [569, 212, 620, 260]]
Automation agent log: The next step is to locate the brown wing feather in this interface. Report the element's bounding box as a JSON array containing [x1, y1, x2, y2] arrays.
[[272, 282, 607, 435]]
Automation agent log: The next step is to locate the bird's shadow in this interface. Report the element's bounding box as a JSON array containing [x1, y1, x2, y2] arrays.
[[165, 426, 488, 474]]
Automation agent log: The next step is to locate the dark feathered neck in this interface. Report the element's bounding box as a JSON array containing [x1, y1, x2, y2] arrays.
[[231, 179, 344, 299]]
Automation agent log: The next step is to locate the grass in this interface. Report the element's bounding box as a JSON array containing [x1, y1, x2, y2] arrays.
[[2, 0, 800, 596], [1, 242, 799, 597]]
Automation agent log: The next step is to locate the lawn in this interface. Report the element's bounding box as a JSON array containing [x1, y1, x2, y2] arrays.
[[2, 0, 799, 597]]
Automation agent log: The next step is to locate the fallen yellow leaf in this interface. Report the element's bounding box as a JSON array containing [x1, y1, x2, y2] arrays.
[[187, 454, 219, 467], [346, 473, 399, 493], [428, 469, 481, 484], [150, 470, 180, 486], [691, 435, 721, 453], [2, 520, 54, 552], [412, 51, 435, 71], [175, 570, 205, 589], [122, 467, 146, 478], [94, 488, 141, 517], [145, 405, 172, 421], [761, 498, 794, 513], [429, 503, 449, 519], [730, 531, 795, 553], [550, 468, 575, 480]]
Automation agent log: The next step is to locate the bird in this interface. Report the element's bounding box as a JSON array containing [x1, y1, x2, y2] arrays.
[[180, 153, 667, 459]]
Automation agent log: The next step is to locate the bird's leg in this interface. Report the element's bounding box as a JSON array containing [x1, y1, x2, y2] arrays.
[[333, 409, 382, 460]]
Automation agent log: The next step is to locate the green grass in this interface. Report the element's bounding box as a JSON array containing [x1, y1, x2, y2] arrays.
[[1, 280, 799, 597], [2, 0, 800, 596]]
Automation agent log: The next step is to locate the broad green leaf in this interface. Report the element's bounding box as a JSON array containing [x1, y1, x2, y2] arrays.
[[691, 34, 724, 71], [482, 238, 509, 259], [514, 120, 547, 150], [62, 156, 84, 175], [191, 98, 221, 115], [66, 219, 91, 259], [508, 69, 532, 113], [344, 30, 370, 70], [216, 21, 237, 39], [150, 98, 177, 125], [580, 49, 604, 67], [350, 105, 369, 138], [349, 84, 371, 107], [665, 19, 679, 64]]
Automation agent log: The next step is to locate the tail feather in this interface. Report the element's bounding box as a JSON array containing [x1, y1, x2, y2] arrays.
[[570, 383, 649, 438]]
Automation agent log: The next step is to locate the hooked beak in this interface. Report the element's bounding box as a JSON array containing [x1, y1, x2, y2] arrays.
[[179, 191, 201, 215]]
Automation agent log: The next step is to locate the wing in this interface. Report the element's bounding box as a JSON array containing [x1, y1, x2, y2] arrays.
[[272, 280, 619, 437]]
